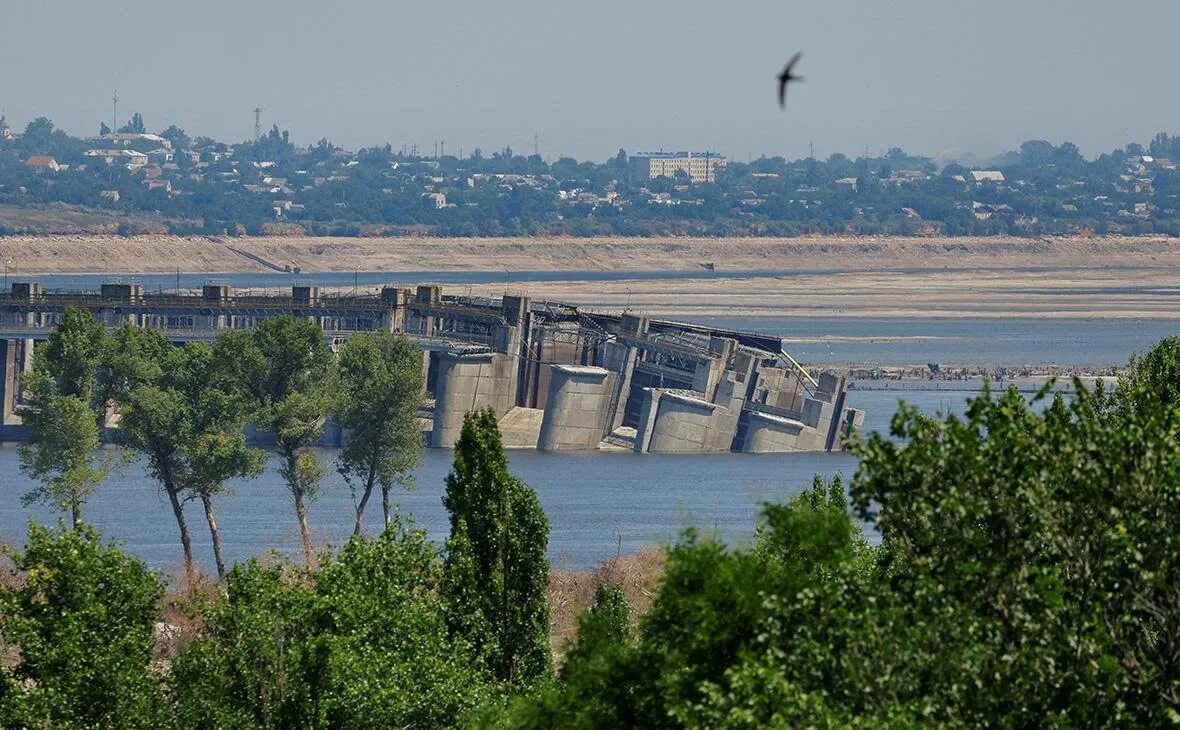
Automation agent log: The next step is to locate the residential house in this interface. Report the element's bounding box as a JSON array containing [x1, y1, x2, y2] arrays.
[[25, 155, 63, 172], [968, 170, 1005, 184], [84, 148, 149, 169]]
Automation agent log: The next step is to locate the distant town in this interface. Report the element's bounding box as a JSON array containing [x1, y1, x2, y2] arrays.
[[3, 112, 1180, 238]]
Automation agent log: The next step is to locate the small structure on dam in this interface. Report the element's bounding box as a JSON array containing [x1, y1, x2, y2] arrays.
[[0, 281, 863, 453]]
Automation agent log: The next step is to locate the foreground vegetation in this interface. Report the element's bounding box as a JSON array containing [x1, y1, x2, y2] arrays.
[[4, 327, 1180, 725]]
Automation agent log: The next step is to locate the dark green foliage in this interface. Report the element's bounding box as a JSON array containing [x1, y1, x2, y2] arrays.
[[217, 316, 336, 566], [34, 306, 106, 404], [118, 112, 146, 135], [117, 337, 266, 582], [442, 408, 552, 684], [170, 519, 486, 729], [335, 331, 424, 534], [500, 353, 1180, 726], [17, 307, 112, 526], [0, 522, 166, 729], [16, 391, 107, 527], [1115, 335, 1180, 416], [494, 477, 875, 728], [563, 583, 631, 669]]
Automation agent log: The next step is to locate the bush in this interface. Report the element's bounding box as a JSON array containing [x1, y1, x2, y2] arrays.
[[0, 522, 167, 729]]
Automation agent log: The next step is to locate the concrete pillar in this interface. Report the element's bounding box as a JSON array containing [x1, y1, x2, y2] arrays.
[[632, 388, 661, 453], [742, 411, 808, 453], [20, 338, 34, 375], [381, 287, 409, 333], [431, 350, 515, 448], [538, 365, 616, 451], [0, 340, 18, 425], [644, 390, 724, 453]]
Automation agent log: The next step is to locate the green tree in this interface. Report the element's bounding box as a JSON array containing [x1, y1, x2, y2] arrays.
[[17, 307, 111, 527], [335, 331, 424, 534], [849, 384, 1180, 725], [118, 112, 146, 135], [219, 316, 335, 567], [441, 408, 551, 684], [159, 124, 191, 151], [0, 522, 166, 728], [35, 306, 106, 405], [117, 337, 266, 583], [16, 388, 108, 528]]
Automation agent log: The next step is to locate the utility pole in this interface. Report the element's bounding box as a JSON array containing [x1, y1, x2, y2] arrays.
[[254, 107, 263, 142]]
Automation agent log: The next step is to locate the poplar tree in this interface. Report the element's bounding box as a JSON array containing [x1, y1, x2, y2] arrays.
[[117, 338, 265, 583], [334, 331, 424, 535], [218, 316, 336, 568], [441, 408, 551, 684], [17, 307, 110, 527]]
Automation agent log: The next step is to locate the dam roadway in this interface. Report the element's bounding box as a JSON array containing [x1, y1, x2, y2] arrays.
[[0, 281, 862, 454]]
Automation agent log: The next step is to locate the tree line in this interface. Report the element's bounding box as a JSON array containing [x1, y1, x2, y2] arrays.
[[16, 308, 426, 581], [5, 325, 1180, 725]]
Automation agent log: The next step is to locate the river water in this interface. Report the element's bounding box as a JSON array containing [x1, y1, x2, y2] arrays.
[[0, 389, 1012, 576]]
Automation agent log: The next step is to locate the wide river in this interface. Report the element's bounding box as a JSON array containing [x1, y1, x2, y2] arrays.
[[0, 388, 1065, 577], [0, 269, 1172, 577]]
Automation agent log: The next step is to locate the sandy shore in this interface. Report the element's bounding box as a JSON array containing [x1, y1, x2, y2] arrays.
[[1, 234, 1179, 275], [2, 234, 1179, 319]]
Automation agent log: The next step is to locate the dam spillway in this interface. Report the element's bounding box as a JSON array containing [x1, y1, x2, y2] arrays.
[[0, 281, 863, 454]]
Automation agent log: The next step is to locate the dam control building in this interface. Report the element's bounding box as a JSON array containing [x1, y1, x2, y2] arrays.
[[0, 281, 862, 454]]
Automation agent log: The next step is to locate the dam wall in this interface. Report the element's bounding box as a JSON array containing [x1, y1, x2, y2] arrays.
[[0, 280, 860, 454]]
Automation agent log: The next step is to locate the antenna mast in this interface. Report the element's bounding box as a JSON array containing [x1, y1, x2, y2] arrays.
[[253, 107, 263, 142]]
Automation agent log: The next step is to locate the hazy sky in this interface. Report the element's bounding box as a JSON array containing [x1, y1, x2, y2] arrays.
[[3, 1, 1178, 162]]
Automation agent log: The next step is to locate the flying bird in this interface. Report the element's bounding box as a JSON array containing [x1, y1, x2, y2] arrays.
[[777, 52, 803, 109]]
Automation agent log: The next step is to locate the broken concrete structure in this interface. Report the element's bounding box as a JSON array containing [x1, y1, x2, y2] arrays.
[[0, 281, 863, 453]]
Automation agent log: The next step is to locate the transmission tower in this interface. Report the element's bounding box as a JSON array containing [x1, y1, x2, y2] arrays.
[[112, 90, 118, 132], [253, 107, 263, 142]]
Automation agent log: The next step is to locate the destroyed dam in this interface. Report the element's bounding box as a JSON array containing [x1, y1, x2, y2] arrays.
[[0, 281, 863, 454]]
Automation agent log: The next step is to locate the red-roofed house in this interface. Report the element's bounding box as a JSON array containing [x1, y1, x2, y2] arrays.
[[25, 155, 63, 172]]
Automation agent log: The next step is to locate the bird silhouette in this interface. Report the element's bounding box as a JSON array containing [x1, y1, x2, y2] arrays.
[[777, 52, 803, 109]]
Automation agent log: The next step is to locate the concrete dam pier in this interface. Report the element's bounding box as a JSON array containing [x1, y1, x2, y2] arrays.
[[0, 281, 863, 454]]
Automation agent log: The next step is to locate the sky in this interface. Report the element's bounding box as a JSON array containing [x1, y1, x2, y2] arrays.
[[2, 0, 1178, 163]]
